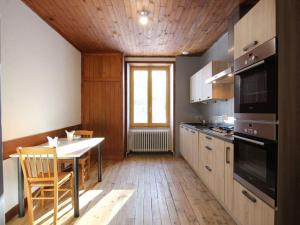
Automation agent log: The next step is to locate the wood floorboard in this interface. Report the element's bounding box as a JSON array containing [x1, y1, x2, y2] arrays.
[[7, 154, 236, 225]]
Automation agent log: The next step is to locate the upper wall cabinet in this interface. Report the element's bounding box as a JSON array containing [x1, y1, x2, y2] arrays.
[[190, 61, 232, 103], [82, 54, 123, 81], [234, 0, 276, 59]]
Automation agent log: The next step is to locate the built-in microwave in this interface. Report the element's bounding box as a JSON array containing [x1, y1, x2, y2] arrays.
[[234, 38, 277, 117]]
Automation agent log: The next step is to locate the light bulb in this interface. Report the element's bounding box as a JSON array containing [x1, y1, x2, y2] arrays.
[[139, 11, 149, 25], [139, 15, 148, 25]]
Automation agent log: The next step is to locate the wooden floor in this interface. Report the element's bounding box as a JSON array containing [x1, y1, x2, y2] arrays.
[[8, 154, 236, 225]]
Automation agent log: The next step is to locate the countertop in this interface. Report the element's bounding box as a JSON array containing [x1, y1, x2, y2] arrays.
[[180, 123, 234, 143]]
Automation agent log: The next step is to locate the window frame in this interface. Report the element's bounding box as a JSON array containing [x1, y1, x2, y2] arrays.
[[130, 66, 170, 128]]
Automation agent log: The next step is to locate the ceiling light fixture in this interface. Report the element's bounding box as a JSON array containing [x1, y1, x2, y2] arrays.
[[139, 10, 149, 25], [182, 51, 189, 55]]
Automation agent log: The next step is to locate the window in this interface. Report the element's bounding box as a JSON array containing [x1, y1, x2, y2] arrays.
[[130, 66, 170, 127]]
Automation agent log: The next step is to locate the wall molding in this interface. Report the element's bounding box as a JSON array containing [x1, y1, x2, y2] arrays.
[[3, 124, 81, 160]]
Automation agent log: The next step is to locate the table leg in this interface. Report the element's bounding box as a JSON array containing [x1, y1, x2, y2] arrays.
[[97, 143, 102, 182], [73, 158, 79, 217], [17, 158, 25, 217]]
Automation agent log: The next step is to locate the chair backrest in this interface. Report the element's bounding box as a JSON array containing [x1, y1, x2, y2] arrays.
[[74, 130, 93, 138], [17, 147, 58, 182]]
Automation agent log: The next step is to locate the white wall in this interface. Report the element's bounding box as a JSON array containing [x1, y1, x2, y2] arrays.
[[0, 0, 81, 212]]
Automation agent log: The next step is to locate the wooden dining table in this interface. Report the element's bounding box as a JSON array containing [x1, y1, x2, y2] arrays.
[[10, 137, 105, 218]]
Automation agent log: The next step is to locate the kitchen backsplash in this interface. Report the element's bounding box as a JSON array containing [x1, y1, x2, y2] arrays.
[[194, 97, 234, 125]]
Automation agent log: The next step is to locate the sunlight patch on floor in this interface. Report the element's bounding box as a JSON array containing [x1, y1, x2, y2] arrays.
[[34, 189, 104, 225], [76, 189, 135, 225]]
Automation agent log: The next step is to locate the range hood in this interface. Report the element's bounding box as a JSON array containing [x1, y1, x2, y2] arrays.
[[205, 66, 234, 84]]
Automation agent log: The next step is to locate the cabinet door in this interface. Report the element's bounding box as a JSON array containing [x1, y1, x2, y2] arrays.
[[233, 180, 275, 225], [248, 196, 275, 225], [234, 0, 276, 59], [212, 138, 225, 204], [204, 139, 214, 190], [179, 126, 185, 158], [190, 76, 195, 103], [183, 127, 189, 161], [224, 143, 234, 214], [199, 133, 209, 185], [190, 129, 199, 172], [200, 63, 213, 101], [185, 128, 193, 165], [197, 133, 205, 177], [233, 181, 249, 225], [250, 0, 275, 50], [82, 81, 124, 159], [83, 54, 123, 81], [198, 133, 206, 180]]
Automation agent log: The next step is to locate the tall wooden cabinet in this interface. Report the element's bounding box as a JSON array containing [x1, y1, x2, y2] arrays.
[[82, 53, 125, 160]]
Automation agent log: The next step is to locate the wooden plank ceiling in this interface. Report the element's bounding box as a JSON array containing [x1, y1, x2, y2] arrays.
[[22, 0, 249, 56]]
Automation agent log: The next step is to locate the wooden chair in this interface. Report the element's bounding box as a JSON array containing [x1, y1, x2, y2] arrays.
[[59, 130, 93, 189], [17, 147, 74, 225]]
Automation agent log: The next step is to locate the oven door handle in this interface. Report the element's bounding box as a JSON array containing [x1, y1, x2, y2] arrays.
[[234, 60, 265, 74], [233, 135, 265, 146]]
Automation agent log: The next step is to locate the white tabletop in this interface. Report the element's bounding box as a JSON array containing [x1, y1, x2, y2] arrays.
[[10, 138, 104, 159]]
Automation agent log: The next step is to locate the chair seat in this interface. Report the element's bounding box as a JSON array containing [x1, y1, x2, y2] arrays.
[[28, 172, 72, 187]]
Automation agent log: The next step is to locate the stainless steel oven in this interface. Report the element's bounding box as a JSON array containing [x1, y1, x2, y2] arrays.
[[233, 37, 278, 208], [234, 132, 277, 207], [234, 38, 277, 117]]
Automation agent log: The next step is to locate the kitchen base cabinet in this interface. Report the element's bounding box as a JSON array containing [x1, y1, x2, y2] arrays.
[[180, 126, 198, 173], [179, 125, 187, 160], [197, 133, 205, 178], [180, 124, 275, 225], [199, 133, 225, 204], [212, 138, 225, 204], [199, 133, 212, 187], [190, 129, 199, 172], [224, 143, 234, 214], [233, 180, 275, 225]]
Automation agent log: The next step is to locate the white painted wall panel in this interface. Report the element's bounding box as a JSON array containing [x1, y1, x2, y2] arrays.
[[0, 0, 81, 212]]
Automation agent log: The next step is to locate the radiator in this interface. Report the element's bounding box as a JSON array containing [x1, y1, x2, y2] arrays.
[[129, 129, 169, 152]]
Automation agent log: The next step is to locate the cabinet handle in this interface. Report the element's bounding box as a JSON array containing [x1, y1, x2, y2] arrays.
[[242, 190, 257, 203], [226, 147, 230, 164], [206, 136, 212, 140], [243, 40, 258, 52], [205, 165, 212, 172], [191, 130, 196, 134], [205, 146, 212, 151]]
